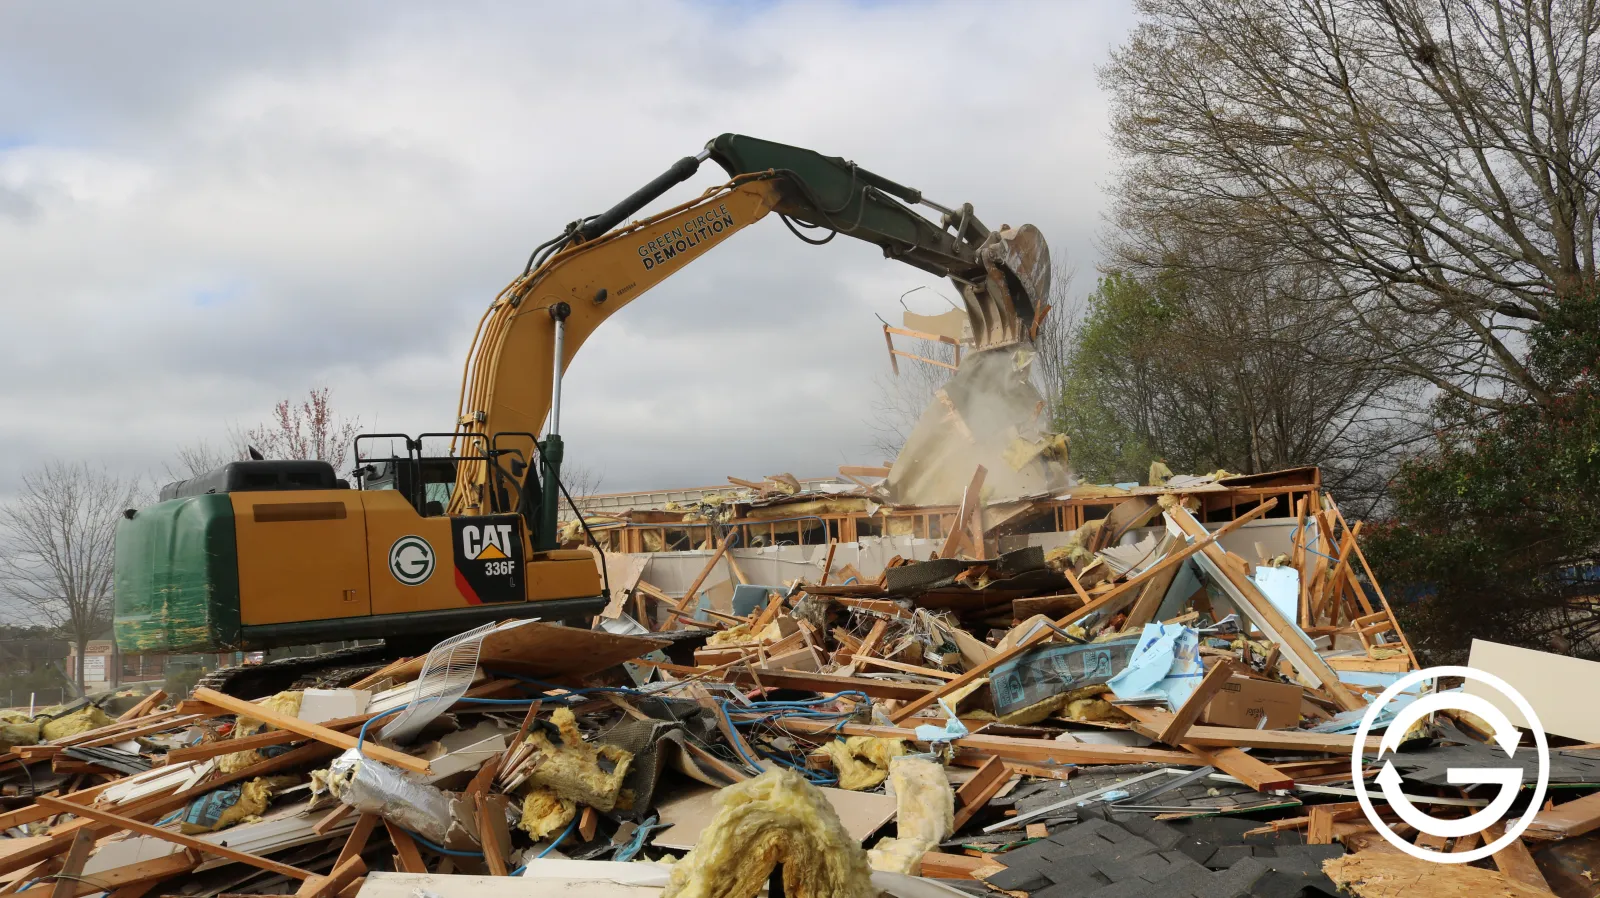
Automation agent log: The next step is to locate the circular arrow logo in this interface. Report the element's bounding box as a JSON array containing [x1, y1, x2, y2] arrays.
[[388, 536, 435, 586], [1352, 666, 1548, 863]]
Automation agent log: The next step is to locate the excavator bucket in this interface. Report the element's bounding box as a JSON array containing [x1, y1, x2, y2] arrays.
[[885, 223, 1068, 509], [962, 224, 1052, 350]]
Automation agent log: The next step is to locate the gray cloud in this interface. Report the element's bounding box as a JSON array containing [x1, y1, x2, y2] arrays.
[[0, 0, 1135, 498]]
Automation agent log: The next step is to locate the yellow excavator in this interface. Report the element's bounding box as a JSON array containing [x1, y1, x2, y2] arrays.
[[113, 134, 1050, 692]]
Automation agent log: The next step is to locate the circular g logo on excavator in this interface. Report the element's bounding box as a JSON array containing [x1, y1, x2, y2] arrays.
[[1353, 666, 1548, 863], [388, 536, 435, 586]]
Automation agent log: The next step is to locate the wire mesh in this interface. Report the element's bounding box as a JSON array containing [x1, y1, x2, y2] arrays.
[[379, 621, 499, 744]]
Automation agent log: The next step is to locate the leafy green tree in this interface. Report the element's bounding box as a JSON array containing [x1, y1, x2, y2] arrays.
[[1368, 291, 1600, 661]]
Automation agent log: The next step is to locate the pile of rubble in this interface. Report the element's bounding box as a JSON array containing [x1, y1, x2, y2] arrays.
[[2, 484, 1599, 898]]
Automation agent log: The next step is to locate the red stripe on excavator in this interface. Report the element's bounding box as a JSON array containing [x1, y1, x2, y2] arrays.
[[455, 569, 483, 606]]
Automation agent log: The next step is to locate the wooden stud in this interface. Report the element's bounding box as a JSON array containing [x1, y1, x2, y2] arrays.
[[1025, 823, 1049, 839], [474, 795, 508, 876], [818, 540, 839, 586], [1485, 823, 1550, 892], [336, 814, 380, 869], [383, 821, 428, 873], [952, 756, 1011, 831], [579, 806, 599, 842], [311, 803, 354, 837], [672, 538, 732, 613], [192, 688, 430, 774], [295, 856, 366, 898], [115, 691, 167, 723], [1157, 662, 1236, 746], [36, 798, 312, 881], [47, 832, 93, 898]]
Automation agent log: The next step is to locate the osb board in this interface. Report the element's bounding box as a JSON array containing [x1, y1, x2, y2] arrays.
[[1466, 639, 1600, 743], [388, 621, 667, 683], [1324, 849, 1554, 897], [651, 783, 898, 851], [477, 621, 668, 680]]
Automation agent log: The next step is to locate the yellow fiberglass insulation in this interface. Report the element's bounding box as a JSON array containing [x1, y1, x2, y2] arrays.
[[867, 757, 954, 875], [520, 707, 633, 812], [218, 690, 303, 773], [662, 769, 876, 898], [816, 736, 906, 791], [518, 786, 577, 840], [706, 623, 753, 647], [40, 706, 114, 741]]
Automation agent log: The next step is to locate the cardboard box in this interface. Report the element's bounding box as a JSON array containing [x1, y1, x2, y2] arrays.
[[1201, 676, 1301, 729]]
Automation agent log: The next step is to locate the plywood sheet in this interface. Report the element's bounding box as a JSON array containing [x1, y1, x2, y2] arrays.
[[390, 620, 668, 683], [1466, 639, 1600, 743], [652, 783, 898, 851]]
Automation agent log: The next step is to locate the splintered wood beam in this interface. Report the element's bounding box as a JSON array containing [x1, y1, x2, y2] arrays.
[[192, 688, 429, 774], [36, 798, 312, 881], [673, 539, 732, 613], [890, 499, 1278, 724], [818, 540, 839, 586], [1329, 504, 1419, 670], [475, 796, 509, 876]]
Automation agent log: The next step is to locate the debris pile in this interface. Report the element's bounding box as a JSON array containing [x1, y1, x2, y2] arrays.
[[4, 482, 1600, 898]]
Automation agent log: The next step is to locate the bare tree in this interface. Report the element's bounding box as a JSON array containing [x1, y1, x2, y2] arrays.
[[242, 387, 362, 474], [165, 438, 245, 481], [0, 462, 140, 688], [1102, 0, 1600, 412]]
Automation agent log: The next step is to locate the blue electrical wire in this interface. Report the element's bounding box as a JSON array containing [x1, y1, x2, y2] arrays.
[[536, 814, 581, 859], [405, 829, 485, 858]]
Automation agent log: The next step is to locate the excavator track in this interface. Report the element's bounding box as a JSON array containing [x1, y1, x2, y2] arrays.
[[194, 644, 398, 701]]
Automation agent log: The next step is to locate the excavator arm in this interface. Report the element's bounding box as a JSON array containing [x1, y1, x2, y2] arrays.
[[449, 134, 1051, 547]]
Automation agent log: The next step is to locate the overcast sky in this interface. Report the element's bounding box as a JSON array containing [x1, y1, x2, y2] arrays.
[[0, 1, 1136, 499]]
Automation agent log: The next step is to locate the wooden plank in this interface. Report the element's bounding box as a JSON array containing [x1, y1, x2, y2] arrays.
[[849, 656, 960, 680], [673, 539, 732, 613], [939, 466, 986, 559], [192, 688, 429, 775], [817, 541, 839, 586], [1525, 788, 1600, 841], [1166, 506, 1364, 712], [74, 714, 204, 749], [475, 796, 508, 876], [295, 857, 366, 898], [578, 806, 599, 843], [1183, 746, 1293, 792], [47, 832, 93, 898], [336, 814, 380, 870], [167, 711, 373, 765], [1307, 807, 1334, 845], [890, 499, 1279, 724], [712, 666, 933, 701], [18, 852, 198, 898], [952, 756, 1010, 831], [115, 691, 167, 723], [312, 803, 354, 837], [35, 798, 312, 881], [919, 853, 1003, 880], [1025, 823, 1049, 839], [1486, 823, 1550, 892], [1157, 661, 1236, 746], [383, 822, 427, 873]]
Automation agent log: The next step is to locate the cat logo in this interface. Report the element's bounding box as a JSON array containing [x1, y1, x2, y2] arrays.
[[460, 523, 516, 561]]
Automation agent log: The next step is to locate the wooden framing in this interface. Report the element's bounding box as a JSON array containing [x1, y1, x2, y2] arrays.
[[192, 689, 429, 775]]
